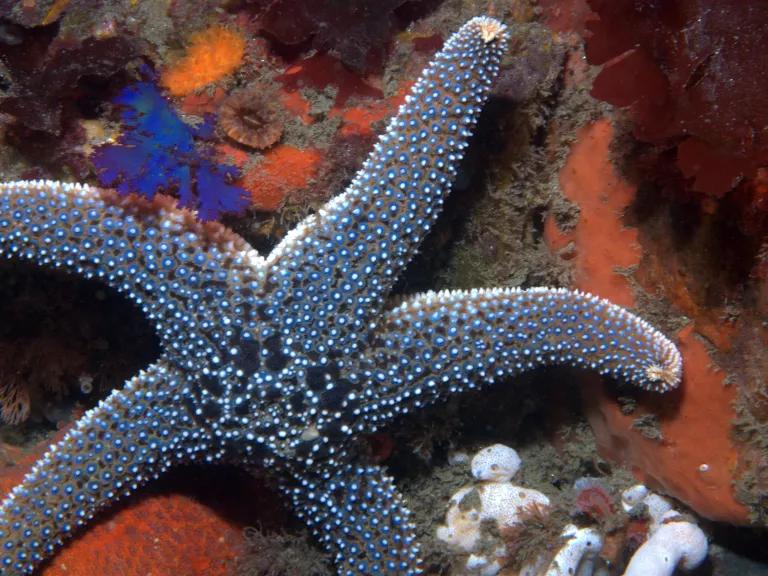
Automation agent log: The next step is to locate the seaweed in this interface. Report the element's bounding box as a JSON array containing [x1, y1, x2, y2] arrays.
[[251, 0, 429, 74], [586, 0, 768, 199], [0, 22, 137, 135]]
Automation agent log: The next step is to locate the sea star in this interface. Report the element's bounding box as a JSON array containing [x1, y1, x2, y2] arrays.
[[0, 16, 681, 576]]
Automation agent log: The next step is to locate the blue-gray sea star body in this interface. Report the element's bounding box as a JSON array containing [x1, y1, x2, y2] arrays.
[[0, 17, 681, 575]]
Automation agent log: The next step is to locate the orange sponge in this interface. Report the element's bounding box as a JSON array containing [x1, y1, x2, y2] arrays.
[[162, 26, 246, 96]]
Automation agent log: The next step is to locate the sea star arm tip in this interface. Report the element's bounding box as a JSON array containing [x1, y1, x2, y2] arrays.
[[263, 17, 509, 358], [355, 287, 681, 431]]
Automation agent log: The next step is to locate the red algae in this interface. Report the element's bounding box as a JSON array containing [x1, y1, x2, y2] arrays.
[[277, 54, 383, 107], [586, 0, 768, 199]]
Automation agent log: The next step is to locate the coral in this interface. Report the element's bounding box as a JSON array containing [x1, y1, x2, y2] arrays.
[[623, 510, 709, 576], [92, 81, 249, 220], [218, 85, 284, 150], [471, 444, 521, 483], [161, 25, 245, 96], [544, 524, 603, 576], [586, 0, 768, 200], [252, 0, 423, 74], [620, 484, 673, 531]]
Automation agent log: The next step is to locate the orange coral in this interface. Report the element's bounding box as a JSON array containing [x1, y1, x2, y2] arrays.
[[242, 145, 322, 211], [161, 26, 246, 96]]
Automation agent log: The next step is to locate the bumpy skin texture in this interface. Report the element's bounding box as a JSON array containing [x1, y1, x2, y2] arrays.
[[0, 18, 681, 576]]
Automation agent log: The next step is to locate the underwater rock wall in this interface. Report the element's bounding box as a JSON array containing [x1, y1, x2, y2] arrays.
[[0, 0, 765, 574]]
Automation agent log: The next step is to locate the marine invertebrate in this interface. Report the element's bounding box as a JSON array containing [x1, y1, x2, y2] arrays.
[[0, 380, 29, 425], [437, 443, 552, 574], [544, 524, 603, 576], [161, 25, 246, 96], [218, 86, 284, 150], [548, 122, 747, 523], [622, 512, 708, 575], [620, 484, 675, 533], [92, 80, 249, 220], [620, 483, 708, 574], [573, 478, 614, 522], [0, 17, 682, 575], [242, 145, 323, 211], [471, 444, 521, 483]]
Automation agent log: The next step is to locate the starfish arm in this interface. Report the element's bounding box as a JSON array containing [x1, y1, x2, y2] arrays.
[[0, 180, 265, 355], [285, 463, 420, 575], [0, 361, 207, 575], [355, 287, 682, 430], [264, 17, 508, 354]]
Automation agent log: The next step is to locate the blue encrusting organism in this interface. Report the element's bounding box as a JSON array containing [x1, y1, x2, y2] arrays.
[[92, 81, 249, 221], [0, 18, 682, 575]]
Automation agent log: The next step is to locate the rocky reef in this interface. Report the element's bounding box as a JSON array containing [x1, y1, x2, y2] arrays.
[[0, 0, 766, 575]]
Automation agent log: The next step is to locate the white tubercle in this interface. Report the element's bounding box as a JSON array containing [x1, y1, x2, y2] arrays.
[[471, 443, 521, 482], [544, 524, 603, 576], [622, 518, 708, 576]]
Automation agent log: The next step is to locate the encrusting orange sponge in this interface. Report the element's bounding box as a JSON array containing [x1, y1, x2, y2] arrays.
[[161, 26, 246, 96]]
